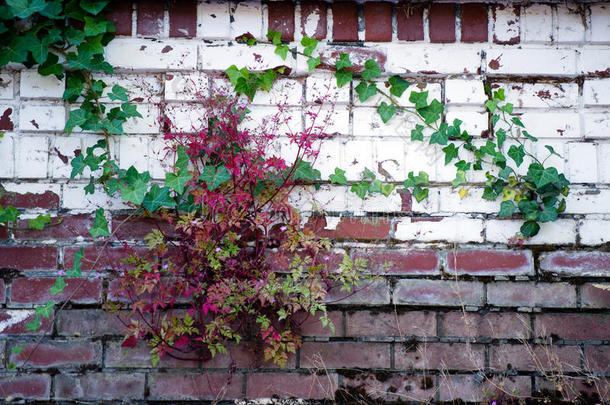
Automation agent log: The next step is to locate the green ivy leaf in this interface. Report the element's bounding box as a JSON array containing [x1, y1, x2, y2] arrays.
[[26, 315, 41, 332], [354, 82, 377, 102], [12, 344, 25, 355], [381, 183, 395, 197], [121, 167, 151, 205], [361, 59, 380, 81], [6, 0, 47, 18], [507, 145, 525, 167], [522, 130, 538, 142], [35, 300, 55, 319], [511, 117, 525, 128], [50, 276, 66, 295], [350, 181, 369, 200], [121, 102, 142, 118], [70, 153, 86, 178], [65, 108, 88, 134], [544, 145, 562, 158], [520, 221, 540, 237], [108, 84, 128, 102], [411, 125, 424, 141], [329, 168, 347, 185], [388, 76, 410, 97], [199, 165, 232, 191], [301, 36, 318, 57], [66, 248, 84, 278], [275, 44, 289, 60], [143, 184, 177, 212], [498, 200, 515, 218], [409, 91, 428, 109], [38, 53, 63, 78], [498, 167, 512, 179], [0, 205, 19, 224], [84, 16, 109, 36], [482, 185, 498, 201], [80, 0, 110, 15], [306, 56, 321, 71], [334, 69, 352, 88], [292, 161, 321, 182], [335, 53, 351, 70], [368, 179, 382, 193], [485, 99, 499, 113], [442, 143, 459, 165], [403, 171, 429, 188], [430, 127, 449, 146], [412, 186, 429, 203], [165, 168, 192, 194], [451, 170, 467, 188], [267, 29, 282, 45], [418, 99, 443, 124], [455, 160, 471, 172], [377, 102, 396, 123], [493, 88, 505, 101], [28, 214, 51, 230], [496, 128, 506, 148], [538, 205, 558, 223], [90, 208, 110, 237], [527, 164, 559, 189], [39, 0, 63, 18]]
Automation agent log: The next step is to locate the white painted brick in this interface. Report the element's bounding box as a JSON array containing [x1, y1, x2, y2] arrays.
[[486, 47, 576, 75], [555, 5, 585, 43], [50, 136, 81, 179], [583, 79, 610, 105], [242, 106, 302, 136], [567, 142, 597, 183], [305, 105, 349, 136], [485, 219, 576, 244], [536, 139, 567, 173], [19, 104, 65, 131], [590, 5, 610, 43], [404, 138, 438, 182], [445, 79, 487, 105], [306, 73, 349, 104], [165, 72, 209, 102], [253, 78, 303, 106], [352, 107, 386, 137], [445, 107, 488, 137], [566, 188, 610, 214], [231, 1, 263, 40], [197, 0, 231, 39], [122, 104, 159, 134], [200, 43, 294, 72], [501, 82, 578, 108], [15, 136, 48, 178], [492, 4, 520, 44], [93, 73, 163, 103], [0, 73, 14, 99], [374, 139, 406, 181], [149, 136, 173, 180], [385, 44, 482, 74], [598, 143, 610, 183], [579, 218, 610, 245], [312, 138, 342, 178], [62, 183, 127, 210], [584, 112, 610, 139], [119, 136, 149, 172], [311, 185, 347, 213], [358, 191, 402, 213], [105, 38, 198, 71], [439, 187, 500, 214], [402, 82, 443, 108], [578, 49, 610, 75], [519, 111, 580, 139], [522, 5, 553, 43], [20, 70, 64, 99], [395, 216, 484, 243], [0, 133, 14, 178], [164, 103, 208, 132], [340, 139, 374, 181]]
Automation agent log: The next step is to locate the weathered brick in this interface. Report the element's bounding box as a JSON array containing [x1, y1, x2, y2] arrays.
[[364, 2, 392, 42], [0, 375, 50, 399], [10, 277, 102, 305], [0, 246, 57, 270], [590, 4, 610, 43], [446, 249, 534, 276], [0, 279, 5, 304], [492, 4, 520, 44], [111, 214, 177, 240], [0, 310, 52, 335], [353, 249, 439, 275], [300, 341, 391, 368], [295, 310, 343, 337], [301, 1, 327, 39], [15, 214, 93, 240], [486, 48, 576, 75], [56, 309, 125, 336], [19, 104, 65, 131], [393, 279, 485, 307], [332, 2, 358, 42], [490, 344, 581, 372], [461, 4, 488, 42], [396, 3, 423, 41], [535, 314, 610, 341], [395, 342, 485, 370], [55, 373, 145, 400], [540, 251, 610, 277], [555, 4, 585, 43], [522, 4, 552, 42], [346, 310, 436, 337], [500, 82, 578, 109], [268, 1, 295, 41], [429, 3, 456, 43], [137, 0, 164, 36], [169, 0, 197, 38], [64, 245, 149, 271], [247, 372, 337, 400], [340, 372, 435, 403], [326, 279, 391, 306], [197, 0, 230, 39], [232, 1, 263, 39], [0, 73, 14, 99], [106, 0, 133, 36], [10, 341, 101, 369], [105, 340, 199, 368], [580, 283, 610, 309], [583, 345, 609, 373], [485, 219, 577, 245], [148, 373, 243, 400], [395, 216, 484, 243], [439, 311, 530, 339], [331, 217, 391, 240], [15, 136, 49, 178], [439, 374, 530, 402], [20, 70, 65, 98], [487, 282, 576, 308], [203, 341, 296, 369], [105, 38, 198, 70]]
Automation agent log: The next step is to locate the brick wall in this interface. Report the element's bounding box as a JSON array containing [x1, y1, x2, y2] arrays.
[[0, 0, 609, 402]]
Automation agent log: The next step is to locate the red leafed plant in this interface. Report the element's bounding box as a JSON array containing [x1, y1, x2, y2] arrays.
[[109, 90, 368, 367]]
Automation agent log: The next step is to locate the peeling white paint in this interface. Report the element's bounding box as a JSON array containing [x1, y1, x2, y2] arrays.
[[0, 310, 32, 333]]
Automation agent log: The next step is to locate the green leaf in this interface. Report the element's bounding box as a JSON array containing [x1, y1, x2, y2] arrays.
[[493, 88, 505, 101], [411, 125, 424, 141], [108, 84, 128, 102], [388, 76, 410, 97], [507, 145, 525, 167], [28, 214, 51, 230], [84, 16, 109, 36], [335, 53, 351, 70], [65, 26, 87, 45], [165, 168, 192, 194], [199, 165, 232, 191], [361, 59, 381, 81], [363, 167, 376, 180], [544, 145, 562, 158], [39, 0, 62, 18], [38, 53, 63, 78], [354, 82, 377, 102], [418, 99, 443, 124], [485, 99, 499, 113], [12, 344, 25, 355], [292, 161, 321, 182], [50, 277, 66, 295], [442, 143, 459, 165], [451, 170, 467, 188], [430, 127, 449, 146], [66, 248, 84, 278], [482, 185, 498, 201], [350, 181, 369, 200], [498, 167, 512, 179], [65, 109, 88, 134], [275, 44, 289, 60], [27, 35, 47, 64], [70, 153, 86, 178], [120, 167, 151, 205], [26, 315, 41, 332], [267, 29, 282, 45], [36, 300, 55, 319], [334, 69, 352, 88], [64, 76, 85, 102], [0, 205, 19, 224], [80, 0, 110, 15], [329, 168, 347, 185], [538, 205, 558, 223], [377, 102, 396, 123], [381, 183, 395, 197], [306, 56, 321, 71], [6, 0, 47, 18], [522, 130, 538, 142], [143, 184, 177, 212], [409, 91, 428, 109], [511, 117, 525, 127], [498, 200, 515, 218], [90, 208, 110, 237], [527, 164, 559, 189], [412, 186, 428, 203], [121, 102, 142, 118], [368, 179, 382, 193], [301, 36, 318, 57], [520, 221, 540, 237], [496, 128, 506, 148]]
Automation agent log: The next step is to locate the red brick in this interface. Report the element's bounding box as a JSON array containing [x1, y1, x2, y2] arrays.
[[10, 277, 102, 305], [429, 3, 456, 43], [446, 249, 533, 276], [354, 249, 439, 275], [535, 314, 610, 341], [268, 1, 295, 41], [0, 310, 52, 334], [55, 373, 145, 400], [581, 283, 610, 309], [169, 0, 196, 38], [461, 3, 488, 42], [397, 3, 423, 41], [300, 1, 327, 39], [335, 217, 391, 240], [106, 0, 133, 36], [247, 372, 337, 400], [300, 341, 390, 368], [10, 341, 101, 369], [200, 341, 296, 369], [346, 310, 436, 337], [0, 246, 57, 270], [340, 373, 435, 403], [439, 311, 530, 339], [364, 2, 392, 42], [56, 309, 126, 336], [395, 342, 485, 371], [439, 374, 530, 402], [393, 279, 484, 307], [487, 282, 576, 308], [105, 340, 199, 368], [490, 344, 581, 372], [332, 2, 358, 42], [137, 0, 165, 36], [540, 251, 610, 277], [492, 4, 520, 45], [535, 376, 601, 404], [0, 225, 7, 239], [584, 345, 609, 373], [64, 245, 148, 271], [326, 279, 390, 305], [0, 106, 14, 130], [15, 214, 93, 240], [148, 373, 242, 400], [112, 215, 177, 240], [0, 190, 59, 209], [0, 279, 5, 304], [0, 375, 50, 399], [294, 310, 343, 337]]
